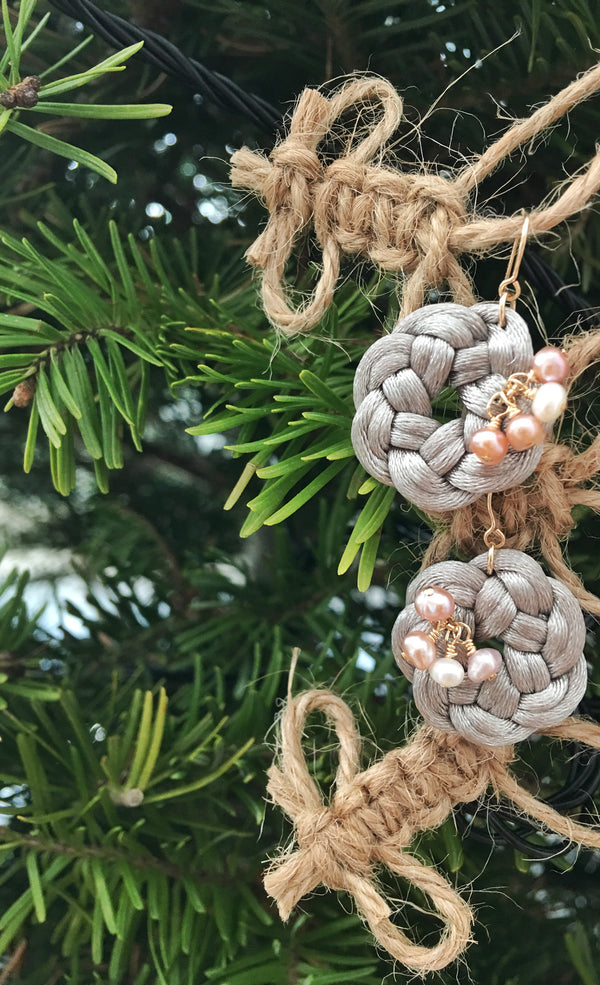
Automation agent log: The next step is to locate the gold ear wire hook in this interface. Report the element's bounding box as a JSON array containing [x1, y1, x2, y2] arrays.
[[483, 491, 505, 574], [498, 214, 529, 328]]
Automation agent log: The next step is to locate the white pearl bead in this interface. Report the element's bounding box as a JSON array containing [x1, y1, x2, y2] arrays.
[[531, 382, 567, 423], [429, 657, 465, 688]]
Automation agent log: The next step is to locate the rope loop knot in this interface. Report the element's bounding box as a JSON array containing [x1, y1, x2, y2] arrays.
[[231, 65, 600, 333], [266, 687, 600, 971]]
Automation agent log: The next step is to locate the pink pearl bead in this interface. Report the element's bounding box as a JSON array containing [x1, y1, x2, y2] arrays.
[[469, 428, 509, 465], [467, 647, 502, 683], [414, 586, 455, 622], [532, 346, 570, 384], [402, 631, 437, 670], [504, 413, 545, 451]]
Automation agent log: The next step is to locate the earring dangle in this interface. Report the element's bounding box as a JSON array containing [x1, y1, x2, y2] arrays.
[[350, 218, 587, 748], [351, 216, 571, 512], [469, 218, 570, 464]]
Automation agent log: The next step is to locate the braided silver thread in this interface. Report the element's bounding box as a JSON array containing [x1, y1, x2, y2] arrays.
[[392, 549, 587, 746], [352, 302, 548, 511]]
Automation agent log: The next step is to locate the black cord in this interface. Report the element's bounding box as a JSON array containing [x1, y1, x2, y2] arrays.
[[522, 250, 600, 329], [45, 0, 283, 133]]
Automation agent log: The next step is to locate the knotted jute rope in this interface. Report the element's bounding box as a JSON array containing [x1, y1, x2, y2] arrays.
[[392, 549, 587, 745], [231, 64, 600, 334], [266, 688, 600, 972], [352, 301, 546, 510], [249, 66, 600, 972]]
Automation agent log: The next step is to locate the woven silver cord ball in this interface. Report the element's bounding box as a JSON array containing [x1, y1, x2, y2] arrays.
[[352, 302, 547, 511], [392, 549, 587, 746]]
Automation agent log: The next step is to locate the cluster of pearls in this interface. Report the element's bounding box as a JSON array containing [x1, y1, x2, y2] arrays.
[[401, 587, 502, 688], [469, 345, 570, 465]]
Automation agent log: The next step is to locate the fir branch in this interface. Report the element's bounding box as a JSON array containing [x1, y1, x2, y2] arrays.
[[0, 825, 219, 884]]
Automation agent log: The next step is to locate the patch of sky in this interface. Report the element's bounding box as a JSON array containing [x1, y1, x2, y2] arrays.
[[144, 201, 172, 224], [194, 432, 227, 454], [356, 649, 376, 672], [362, 585, 397, 610], [0, 784, 28, 825], [159, 397, 203, 422], [328, 596, 345, 615], [90, 723, 106, 742], [153, 132, 177, 154], [196, 196, 230, 224], [180, 159, 197, 177]]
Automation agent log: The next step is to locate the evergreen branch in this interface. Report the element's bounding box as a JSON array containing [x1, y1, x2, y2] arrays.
[[177, 288, 397, 589], [0, 826, 217, 884], [0, 6, 171, 179], [0, 220, 173, 492]]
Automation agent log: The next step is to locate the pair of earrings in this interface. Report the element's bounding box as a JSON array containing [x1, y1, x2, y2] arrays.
[[351, 218, 586, 742]]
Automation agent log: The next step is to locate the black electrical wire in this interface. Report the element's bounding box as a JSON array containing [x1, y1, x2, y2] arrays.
[[522, 250, 600, 329], [46, 0, 283, 133]]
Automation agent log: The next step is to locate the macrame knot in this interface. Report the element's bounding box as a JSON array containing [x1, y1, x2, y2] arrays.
[[265, 142, 322, 213], [231, 65, 600, 333], [263, 688, 506, 970], [295, 804, 373, 883], [401, 175, 468, 278], [266, 686, 600, 972]]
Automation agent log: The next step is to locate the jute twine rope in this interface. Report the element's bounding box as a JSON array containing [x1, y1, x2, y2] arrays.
[[252, 66, 600, 971], [393, 550, 587, 746], [233, 66, 600, 605], [265, 688, 600, 972], [231, 64, 600, 335]]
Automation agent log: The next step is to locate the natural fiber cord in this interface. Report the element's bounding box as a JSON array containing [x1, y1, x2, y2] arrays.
[[252, 65, 600, 973], [231, 66, 600, 334], [264, 688, 600, 972]]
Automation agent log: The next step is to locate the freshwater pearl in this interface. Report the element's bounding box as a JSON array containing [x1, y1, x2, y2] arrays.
[[467, 647, 502, 683], [429, 657, 465, 688], [532, 346, 570, 384], [531, 382, 567, 423], [504, 413, 544, 451], [402, 631, 437, 670], [469, 427, 509, 464], [414, 586, 455, 622]]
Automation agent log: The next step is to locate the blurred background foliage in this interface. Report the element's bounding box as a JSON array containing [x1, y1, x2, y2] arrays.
[[0, 0, 599, 982]]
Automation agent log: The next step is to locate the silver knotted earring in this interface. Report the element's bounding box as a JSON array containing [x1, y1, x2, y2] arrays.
[[350, 216, 585, 748]]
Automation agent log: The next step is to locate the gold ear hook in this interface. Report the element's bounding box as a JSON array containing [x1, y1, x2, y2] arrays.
[[484, 492, 505, 574], [498, 214, 529, 328]]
